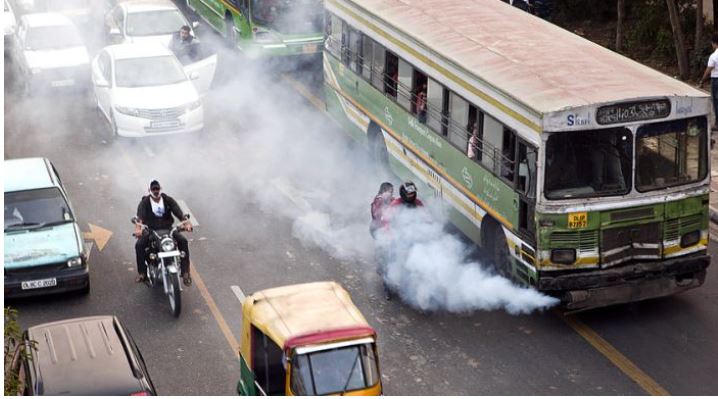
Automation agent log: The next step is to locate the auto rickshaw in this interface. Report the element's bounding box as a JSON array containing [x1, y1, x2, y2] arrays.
[[236, 281, 382, 396]]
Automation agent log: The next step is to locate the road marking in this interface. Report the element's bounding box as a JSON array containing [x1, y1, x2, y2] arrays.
[[231, 285, 245, 304], [177, 199, 199, 227], [284, 73, 672, 397], [192, 264, 240, 357], [143, 146, 155, 157], [560, 314, 670, 396], [117, 144, 240, 357], [82, 223, 113, 251], [270, 178, 312, 212]]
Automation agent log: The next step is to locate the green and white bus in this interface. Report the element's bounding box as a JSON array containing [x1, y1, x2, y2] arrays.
[[323, 0, 711, 311], [186, 0, 323, 59]]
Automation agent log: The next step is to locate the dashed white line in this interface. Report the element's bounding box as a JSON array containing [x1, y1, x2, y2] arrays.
[[231, 285, 246, 304]]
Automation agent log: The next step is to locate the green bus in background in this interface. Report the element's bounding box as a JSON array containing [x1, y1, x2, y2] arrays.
[[185, 0, 323, 59], [324, 0, 711, 312]]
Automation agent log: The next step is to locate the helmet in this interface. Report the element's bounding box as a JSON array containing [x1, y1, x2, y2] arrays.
[[399, 181, 417, 203]]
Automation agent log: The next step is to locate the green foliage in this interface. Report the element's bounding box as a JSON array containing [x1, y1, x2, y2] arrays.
[[4, 307, 23, 396]]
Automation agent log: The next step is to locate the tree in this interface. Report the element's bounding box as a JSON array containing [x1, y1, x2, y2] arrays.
[[695, 0, 704, 60], [666, 0, 690, 79]]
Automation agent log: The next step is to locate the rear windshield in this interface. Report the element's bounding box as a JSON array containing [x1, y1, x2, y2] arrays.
[[5, 188, 73, 231], [25, 25, 84, 50]]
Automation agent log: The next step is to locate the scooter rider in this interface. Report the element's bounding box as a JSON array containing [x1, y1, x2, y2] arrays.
[[134, 180, 193, 286], [389, 181, 424, 210]]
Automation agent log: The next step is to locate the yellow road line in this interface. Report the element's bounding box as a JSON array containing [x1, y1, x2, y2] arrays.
[[117, 144, 240, 358], [560, 313, 670, 396], [284, 73, 672, 397]]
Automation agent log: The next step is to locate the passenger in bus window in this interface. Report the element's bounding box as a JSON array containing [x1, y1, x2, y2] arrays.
[[698, 33, 718, 128], [414, 84, 427, 123], [467, 122, 480, 160]]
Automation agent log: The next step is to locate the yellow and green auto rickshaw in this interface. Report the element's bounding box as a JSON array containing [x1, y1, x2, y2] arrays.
[[237, 281, 382, 396]]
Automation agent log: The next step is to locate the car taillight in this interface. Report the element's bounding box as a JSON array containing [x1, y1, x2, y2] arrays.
[[130, 392, 150, 396]]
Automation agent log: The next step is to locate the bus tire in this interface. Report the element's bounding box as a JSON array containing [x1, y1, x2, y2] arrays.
[[225, 14, 236, 49], [369, 123, 389, 171], [492, 225, 511, 279]]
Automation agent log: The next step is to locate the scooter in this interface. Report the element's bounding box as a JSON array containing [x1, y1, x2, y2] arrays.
[[132, 215, 190, 318]]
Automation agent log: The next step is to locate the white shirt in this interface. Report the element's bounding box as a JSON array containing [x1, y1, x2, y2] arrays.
[[150, 196, 165, 217], [708, 49, 718, 78]]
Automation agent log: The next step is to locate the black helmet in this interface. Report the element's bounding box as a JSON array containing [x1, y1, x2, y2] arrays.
[[399, 181, 417, 203]]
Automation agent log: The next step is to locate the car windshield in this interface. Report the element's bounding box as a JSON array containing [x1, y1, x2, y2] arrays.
[[114, 56, 186, 88], [126, 9, 186, 36], [4, 188, 73, 231], [636, 117, 708, 192], [290, 343, 379, 395], [25, 25, 83, 50], [251, 0, 322, 34], [545, 128, 633, 199]]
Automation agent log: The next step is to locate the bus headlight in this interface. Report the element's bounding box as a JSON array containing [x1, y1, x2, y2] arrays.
[[551, 249, 576, 265], [161, 237, 176, 252], [680, 230, 701, 248]]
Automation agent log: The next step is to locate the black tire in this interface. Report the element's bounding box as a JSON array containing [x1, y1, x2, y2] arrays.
[[168, 273, 182, 318], [224, 15, 236, 49], [492, 225, 511, 279]]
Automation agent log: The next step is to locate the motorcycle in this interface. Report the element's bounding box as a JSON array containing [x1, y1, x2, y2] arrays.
[[131, 215, 191, 318]]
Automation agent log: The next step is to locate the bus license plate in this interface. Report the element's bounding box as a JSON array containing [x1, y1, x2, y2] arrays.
[[150, 120, 181, 129], [303, 44, 318, 54], [568, 212, 588, 229], [21, 278, 57, 290]]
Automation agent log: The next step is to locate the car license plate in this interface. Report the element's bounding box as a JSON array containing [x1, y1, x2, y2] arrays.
[[21, 278, 57, 290], [150, 120, 181, 129], [303, 44, 318, 54], [51, 79, 75, 87], [567, 212, 588, 229]]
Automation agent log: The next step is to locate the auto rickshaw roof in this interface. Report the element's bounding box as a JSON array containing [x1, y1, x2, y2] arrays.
[[245, 281, 374, 350]]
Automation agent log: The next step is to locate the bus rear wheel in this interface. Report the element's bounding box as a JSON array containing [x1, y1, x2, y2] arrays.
[[490, 223, 511, 279]]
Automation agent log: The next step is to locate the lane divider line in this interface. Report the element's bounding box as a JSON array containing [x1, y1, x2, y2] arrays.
[[283, 71, 673, 397], [231, 285, 246, 304], [559, 313, 670, 396]]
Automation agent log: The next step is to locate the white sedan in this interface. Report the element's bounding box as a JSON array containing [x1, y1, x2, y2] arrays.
[[91, 43, 216, 138], [105, 0, 197, 47]]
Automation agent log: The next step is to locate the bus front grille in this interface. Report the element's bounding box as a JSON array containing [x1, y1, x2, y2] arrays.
[[601, 222, 662, 266]]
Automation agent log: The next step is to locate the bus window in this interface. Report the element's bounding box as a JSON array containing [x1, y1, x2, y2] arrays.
[[517, 141, 536, 198], [545, 128, 632, 199], [371, 41, 385, 91], [326, 14, 342, 58], [397, 58, 412, 110], [341, 21, 350, 66], [449, 92, 469, 150], [467, 106, 483, 162], [501, 127, 517, 182], [412, 70, 428, 122], [426, 78, 444, 134], [384, 52, 398, 98], [348, 27, 362, 73], [361, 35, 373, 81], [251, 325, 285, 395], [482, 113, 503, 173]]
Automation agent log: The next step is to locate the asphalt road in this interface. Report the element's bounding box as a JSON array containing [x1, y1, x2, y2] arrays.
[[4, 3, 718, 395]]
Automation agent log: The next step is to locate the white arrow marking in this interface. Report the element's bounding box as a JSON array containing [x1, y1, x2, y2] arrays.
[[231, 285, 245, 304]]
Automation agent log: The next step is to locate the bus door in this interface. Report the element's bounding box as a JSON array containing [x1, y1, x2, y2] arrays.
[[515, 138, 537, 245]]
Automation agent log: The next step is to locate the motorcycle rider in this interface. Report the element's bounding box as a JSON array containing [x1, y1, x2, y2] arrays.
[[389, 181, 424, 210], [134, 180, 193, 286]]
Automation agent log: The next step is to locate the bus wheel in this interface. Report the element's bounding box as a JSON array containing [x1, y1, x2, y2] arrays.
[[225, 15, 237, 49], [492, 224, 511, 279], [369, 124, 389, 171]]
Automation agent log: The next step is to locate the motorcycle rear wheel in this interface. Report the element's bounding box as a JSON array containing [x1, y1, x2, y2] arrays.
[[168, 273, 182, 318]]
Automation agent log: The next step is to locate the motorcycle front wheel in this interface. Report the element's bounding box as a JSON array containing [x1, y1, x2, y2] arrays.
[[168, 273, 182, 318]]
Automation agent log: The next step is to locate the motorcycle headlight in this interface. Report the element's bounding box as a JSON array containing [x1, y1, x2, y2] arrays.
[[66, 256, 83, 268], [161, 237, 176, 252], [115, 106, 141, 117], [185, 100, 201, 112]]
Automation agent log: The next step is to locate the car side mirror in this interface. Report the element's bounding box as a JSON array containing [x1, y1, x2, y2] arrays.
[[189, 71, 199, 80], [191, 21, 199, 29]]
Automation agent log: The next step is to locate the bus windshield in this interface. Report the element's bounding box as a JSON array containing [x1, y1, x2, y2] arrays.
[[545, 128, 632, 199], [636, 117, 707, 192], [290, 343, 379, 395], [251, 0, 322, 35]]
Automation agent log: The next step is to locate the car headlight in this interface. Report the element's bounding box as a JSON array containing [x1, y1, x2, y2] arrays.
[[67, 256, 83, 268], [185, 100, 201, 112], [115, 106, 140, 117], [160, 237, 175, 252], [680, 230, 701, 248], [551, 249, 576, 265]]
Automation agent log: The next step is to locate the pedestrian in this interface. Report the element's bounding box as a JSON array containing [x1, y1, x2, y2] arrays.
[[169, 25, 197, 64], [370, 182, 394, 239], [698, 33, 718, 129]]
